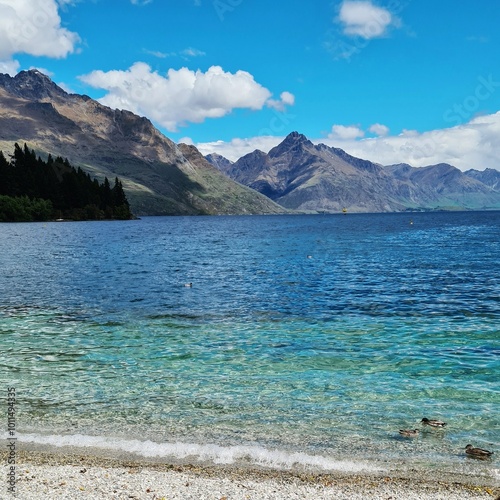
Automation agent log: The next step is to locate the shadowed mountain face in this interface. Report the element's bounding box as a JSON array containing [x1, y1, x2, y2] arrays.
[[464, 167, 500, 190], [0, 70, 285, 215], [207, 132, 500, 213]]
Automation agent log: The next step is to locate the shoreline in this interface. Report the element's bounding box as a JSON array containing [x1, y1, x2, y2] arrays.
[[3, 450, 498, 500]]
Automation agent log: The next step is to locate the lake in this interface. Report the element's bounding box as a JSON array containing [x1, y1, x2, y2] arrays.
[[0, 211, 498, 480]]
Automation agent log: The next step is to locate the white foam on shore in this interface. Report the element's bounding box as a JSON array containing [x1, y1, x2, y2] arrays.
[[13, 432, 383, 474]]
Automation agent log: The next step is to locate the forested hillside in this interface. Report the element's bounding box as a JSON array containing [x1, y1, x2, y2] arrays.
[[0, 143, 132, 222]]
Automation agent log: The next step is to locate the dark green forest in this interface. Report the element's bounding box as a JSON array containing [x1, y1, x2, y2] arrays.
[[0, 143, 132, 222]]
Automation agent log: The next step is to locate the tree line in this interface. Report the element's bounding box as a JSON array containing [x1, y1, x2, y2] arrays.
[[0, 143, 133, 222]]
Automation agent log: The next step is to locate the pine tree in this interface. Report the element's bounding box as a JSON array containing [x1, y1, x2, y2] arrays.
[[101, 177, 113, 211], [0, 151, 11, 195], [0, 143, 132, 221], [112, 177, 128, 207]]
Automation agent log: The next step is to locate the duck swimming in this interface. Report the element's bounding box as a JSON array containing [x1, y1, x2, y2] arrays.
[[421, 418, 446, 428], [399, 429, 419, 437], [465, 444, 493, 458]]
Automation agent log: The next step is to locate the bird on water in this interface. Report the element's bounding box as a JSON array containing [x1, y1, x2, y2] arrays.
[[465, 444, 493, 458], [421, 418, 446, 428], [399, 429, 419, 437]]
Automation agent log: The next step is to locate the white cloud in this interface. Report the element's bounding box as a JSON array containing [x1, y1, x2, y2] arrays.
[[195, 112, 500, 171], [178, 136, 194, 145], [267, 91, 296, 111], [321, 113, 500, 170], [338, 1, 396, 39], [144, 49, 170, 58], [369, 123, 389, 136], [29, 66, 54, 77], [0, 58, 20, 76], [180, 47, 206, 58], [0, 0, 79, 60], [328, 124, 365, 140], [196, 136, 286, 162], [80, 62, 294, 132], [56, 81, 74, 93], [144, 47, 206, 59]]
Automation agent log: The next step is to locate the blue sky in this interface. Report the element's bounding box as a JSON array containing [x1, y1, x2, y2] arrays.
[[1, 0, 500, 170]]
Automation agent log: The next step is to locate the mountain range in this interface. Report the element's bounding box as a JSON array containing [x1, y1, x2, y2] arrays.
[[0, 70, 285, 216], [1, 70, 500, 215], [207, 132, 500, 212]]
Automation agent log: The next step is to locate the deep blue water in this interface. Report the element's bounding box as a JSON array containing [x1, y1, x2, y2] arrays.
[[0, 212, 498, 478]]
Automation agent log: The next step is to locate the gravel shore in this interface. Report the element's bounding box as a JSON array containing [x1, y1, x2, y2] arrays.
[[3, 451, 498, 500]]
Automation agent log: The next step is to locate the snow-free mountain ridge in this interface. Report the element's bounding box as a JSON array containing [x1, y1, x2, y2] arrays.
[[0, 70, 285, 216], [206, 132, 500, 212], [1, 70, 499, 214]]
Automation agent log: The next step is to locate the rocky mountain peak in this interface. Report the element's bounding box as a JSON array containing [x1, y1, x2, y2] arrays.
[[0, 70, 287, 216], [268, 131, 312, 158], [205, 152, 233, 169], [0, 69, 69, 101], [285, 131, 308, 142]]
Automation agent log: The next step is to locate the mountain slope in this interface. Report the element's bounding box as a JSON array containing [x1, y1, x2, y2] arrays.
[[219, 132, 500, 212], [385, 162, 500, 209], [464, 168, 500, 190], [224, 132, 405, 212], [0, 70, 285, 215]]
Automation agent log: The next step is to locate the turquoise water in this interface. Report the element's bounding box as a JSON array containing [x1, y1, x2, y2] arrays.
[[0, 212, 499, 478]]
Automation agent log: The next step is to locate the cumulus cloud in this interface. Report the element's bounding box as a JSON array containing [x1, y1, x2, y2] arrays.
[[328, 124, 365, 140], [267, 91, 296, 111], [369, 123, 389, 136], [0, 58, 20, 76], [196, 113, 500, 171], [338, 1, 397, 39], [80, 62, 294, 131], [321, 113, 500, 170], [196, 136, 286, 162], [0, 0, 79, 61]]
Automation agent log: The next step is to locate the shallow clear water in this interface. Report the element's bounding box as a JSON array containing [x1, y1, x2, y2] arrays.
[[0, 212, 499, 478]]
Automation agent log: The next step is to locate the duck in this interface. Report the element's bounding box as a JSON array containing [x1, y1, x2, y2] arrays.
[[421, 418, 446, 428], [184, 283, 193, 287], [465, 444, 493, 458], [399, 429, 419, 437]]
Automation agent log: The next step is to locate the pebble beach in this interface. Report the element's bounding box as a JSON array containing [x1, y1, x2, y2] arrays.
[[3, 450, 498, 500]]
